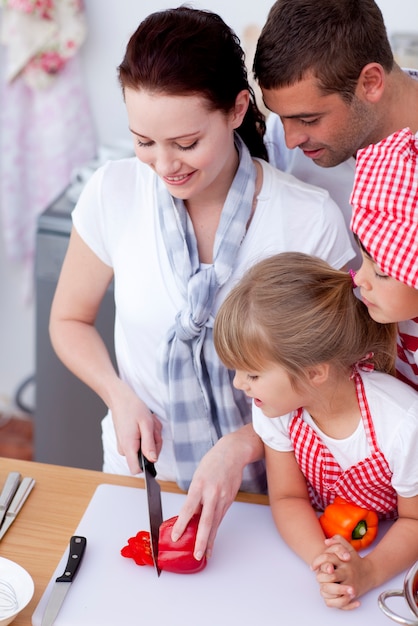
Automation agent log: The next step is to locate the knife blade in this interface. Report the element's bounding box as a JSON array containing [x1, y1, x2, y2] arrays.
[[139, 448, 163, 576], [0, 476, 35, 540], [41, 535, 87, 626], [0, 471, 21, 528]]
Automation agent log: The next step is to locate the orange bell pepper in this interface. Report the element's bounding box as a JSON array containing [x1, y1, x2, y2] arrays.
[[319, 496, 379, 551]]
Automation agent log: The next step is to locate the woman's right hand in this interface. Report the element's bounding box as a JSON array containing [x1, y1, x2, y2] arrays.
[[110, 381, 163, 474], [49, 228, 163, 474]]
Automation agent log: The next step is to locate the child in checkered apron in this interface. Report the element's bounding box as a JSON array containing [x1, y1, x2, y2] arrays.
[[213, 251, 418, 610], [351, 127, 418, 392]]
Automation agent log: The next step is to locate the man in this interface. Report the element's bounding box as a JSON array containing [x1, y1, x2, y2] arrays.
[[257, 0, 418, 267]]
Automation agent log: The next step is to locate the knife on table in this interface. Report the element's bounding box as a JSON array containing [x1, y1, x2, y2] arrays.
[[0, 471, 21, 528], [0, 476, 35, 540], [41, 535, 87, 626], [139, 448, 163, 576]]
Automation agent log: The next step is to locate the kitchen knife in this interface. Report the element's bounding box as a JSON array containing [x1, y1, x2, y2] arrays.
[[0, 471, 21, 528], [41, 535, 87, 626], [0, 476, 35, 540], [139, 448, 163, 576]]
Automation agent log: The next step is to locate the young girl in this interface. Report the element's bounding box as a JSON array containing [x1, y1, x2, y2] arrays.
[[350, 126, 418, 391], [49, 8, 354, 500], [214, 251, 418, 610]]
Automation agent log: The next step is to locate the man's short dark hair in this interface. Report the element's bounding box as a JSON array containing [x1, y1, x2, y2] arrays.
[[254, 0, 394, 102]]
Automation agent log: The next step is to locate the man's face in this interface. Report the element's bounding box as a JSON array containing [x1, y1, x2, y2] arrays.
[[262, 74, 376, 167]]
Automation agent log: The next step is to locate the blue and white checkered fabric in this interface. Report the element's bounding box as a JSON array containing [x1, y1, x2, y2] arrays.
[[157, 134, 266, 492]]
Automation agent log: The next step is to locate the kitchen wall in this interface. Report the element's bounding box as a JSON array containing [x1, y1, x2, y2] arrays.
[[0, 0, 417, 414]]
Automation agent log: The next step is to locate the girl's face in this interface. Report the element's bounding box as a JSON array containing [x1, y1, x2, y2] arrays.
[[354, 251, 418, 323], [233, 363, 309, 418], [124, 88, 246, 205]]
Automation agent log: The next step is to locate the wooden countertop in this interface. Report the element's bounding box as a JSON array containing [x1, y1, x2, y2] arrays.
[[0, 457, 268, 625]]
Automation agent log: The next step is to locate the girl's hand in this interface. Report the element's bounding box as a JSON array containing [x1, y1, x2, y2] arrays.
[[312, 535, 373, 609], [312, 534, 352, 574], [110, 381, 163, 474]]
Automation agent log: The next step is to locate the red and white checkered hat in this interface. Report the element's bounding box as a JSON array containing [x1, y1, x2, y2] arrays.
[[350, 127, 418, 289]]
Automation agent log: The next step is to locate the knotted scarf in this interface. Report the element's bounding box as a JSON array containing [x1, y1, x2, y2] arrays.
[[157, 134, 267, 492]]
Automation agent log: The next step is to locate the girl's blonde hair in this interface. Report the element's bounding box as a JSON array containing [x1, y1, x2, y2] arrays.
[[214, 252, 397, 384]]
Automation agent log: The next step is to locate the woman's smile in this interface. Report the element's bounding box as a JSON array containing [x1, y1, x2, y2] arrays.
[[163, 171, 197, 185]]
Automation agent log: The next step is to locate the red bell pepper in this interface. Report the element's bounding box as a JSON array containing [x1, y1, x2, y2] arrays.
[[319, 496, 379, 551], [121, 514, 207, 574]]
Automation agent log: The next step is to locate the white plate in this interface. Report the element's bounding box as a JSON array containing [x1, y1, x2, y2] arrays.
[[0, 557, 34, 626]]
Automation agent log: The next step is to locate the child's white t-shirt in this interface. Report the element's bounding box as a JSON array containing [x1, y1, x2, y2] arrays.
[[253, 369, 418, 498]]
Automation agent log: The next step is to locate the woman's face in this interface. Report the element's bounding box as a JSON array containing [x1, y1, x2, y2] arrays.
[[124, 88, 245, 204], [354, 251, 418, 323]]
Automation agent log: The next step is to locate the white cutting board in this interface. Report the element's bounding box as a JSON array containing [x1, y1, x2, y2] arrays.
[[32, 484, 407, 626]]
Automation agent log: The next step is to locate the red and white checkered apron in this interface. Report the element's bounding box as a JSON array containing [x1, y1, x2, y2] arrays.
[[397, 317, 418, 391], [289, 371, 397, 518]]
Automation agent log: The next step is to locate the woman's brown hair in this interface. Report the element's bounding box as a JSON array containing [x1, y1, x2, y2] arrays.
[[118, 6, 267, 160]]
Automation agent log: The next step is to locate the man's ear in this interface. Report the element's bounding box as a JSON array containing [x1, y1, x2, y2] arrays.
[[356, 63, 385, 104], [307, 363, 330, 386], [231, 89, 250, 128]]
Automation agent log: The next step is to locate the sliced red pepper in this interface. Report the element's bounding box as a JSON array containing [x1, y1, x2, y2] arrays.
[[120, 530, 154, 566], [121, 514, 207, 574], [319, 496, 379, 551]]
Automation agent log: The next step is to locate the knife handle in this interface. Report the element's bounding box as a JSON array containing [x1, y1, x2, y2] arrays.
[[56, 536, 87, 583], [0, 472, 21, 512], [138, 448, 157, 478], [6, 477, 35, 517]]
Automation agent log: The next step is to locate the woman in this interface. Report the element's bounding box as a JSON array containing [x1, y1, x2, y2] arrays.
[[49, 7, 353, 517]]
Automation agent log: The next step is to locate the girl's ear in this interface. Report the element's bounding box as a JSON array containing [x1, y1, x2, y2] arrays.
[[306, 363, 330, 386], [231, 89, 250, 129]]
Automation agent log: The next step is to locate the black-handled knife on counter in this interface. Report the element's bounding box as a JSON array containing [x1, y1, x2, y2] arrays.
[[139, 447, 163, 576], [41, 535, 87, 626]]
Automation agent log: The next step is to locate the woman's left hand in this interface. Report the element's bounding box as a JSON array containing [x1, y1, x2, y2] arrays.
[[171, 424, 264, 561], [170, 438, 244, 561]]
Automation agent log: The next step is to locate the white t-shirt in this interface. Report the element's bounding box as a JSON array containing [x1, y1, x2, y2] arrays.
[[72, 156, 354, 480], [265, 115, 359, 267], [253, 370, 418, 498]]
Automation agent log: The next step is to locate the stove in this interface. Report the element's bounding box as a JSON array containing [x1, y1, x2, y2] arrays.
[[37, 190, 74, 235]]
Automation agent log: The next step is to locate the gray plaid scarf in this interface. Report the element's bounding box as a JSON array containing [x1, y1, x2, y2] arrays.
[[157, 134, 266, 492]]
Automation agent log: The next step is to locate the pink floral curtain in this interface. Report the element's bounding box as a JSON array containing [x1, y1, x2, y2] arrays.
[[0, 0, 96, 295]]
